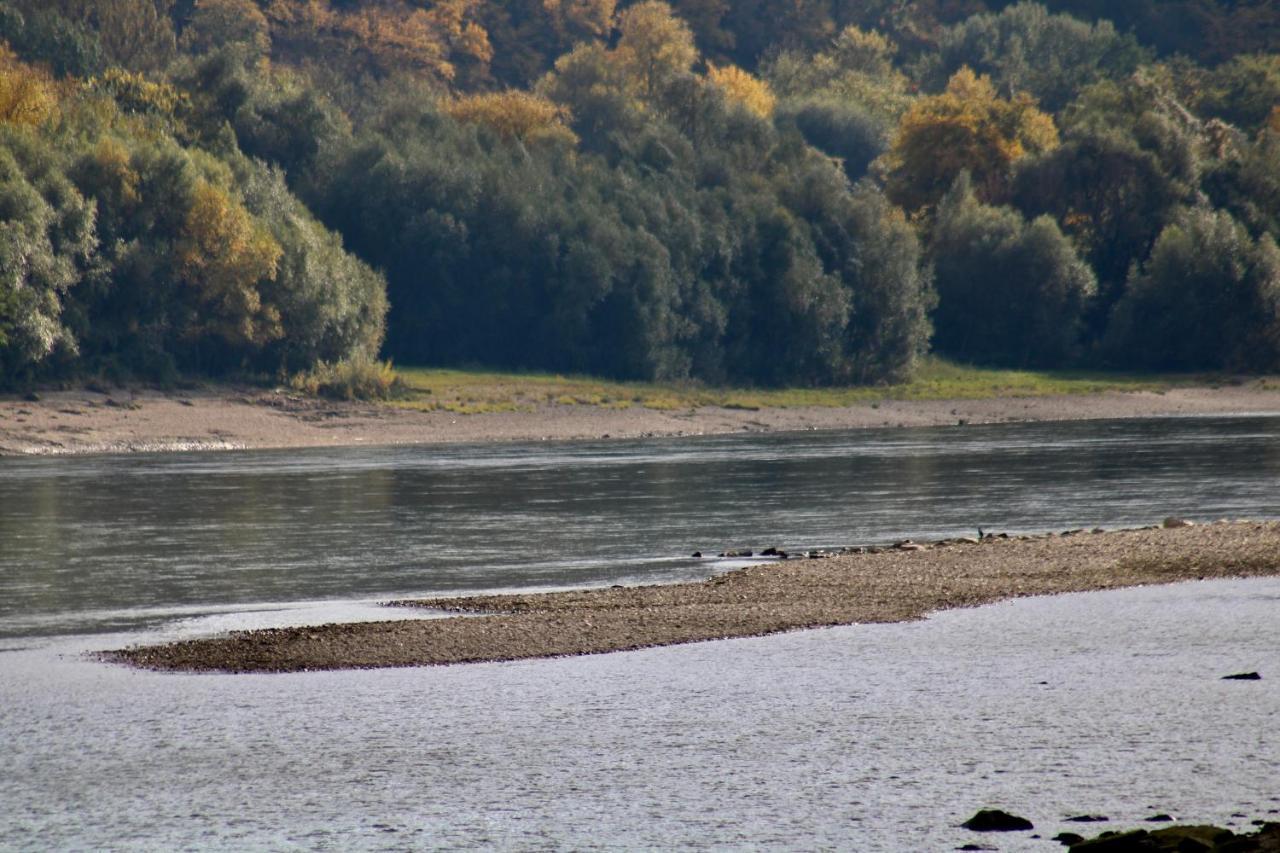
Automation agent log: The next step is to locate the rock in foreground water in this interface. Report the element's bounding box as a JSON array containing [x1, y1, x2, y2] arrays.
[[962, 809, 1034, 831]]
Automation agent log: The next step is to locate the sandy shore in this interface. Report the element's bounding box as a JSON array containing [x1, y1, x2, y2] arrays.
[[107, 521, 1280, 672], [3, 383, 1280, 456]]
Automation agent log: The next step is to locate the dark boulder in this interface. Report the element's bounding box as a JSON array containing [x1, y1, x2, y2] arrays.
[[962, 809, 1034, 832]]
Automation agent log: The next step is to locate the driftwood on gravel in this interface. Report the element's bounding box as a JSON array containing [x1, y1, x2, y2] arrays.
[[106, 521, 1280, 673]]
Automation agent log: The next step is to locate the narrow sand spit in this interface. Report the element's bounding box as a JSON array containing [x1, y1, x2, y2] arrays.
[[107, 521, 1280, 673], [3, 384, 1280, 455]]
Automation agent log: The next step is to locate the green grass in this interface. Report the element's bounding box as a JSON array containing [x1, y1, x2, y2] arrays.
[[389, 358, 1266, 415]]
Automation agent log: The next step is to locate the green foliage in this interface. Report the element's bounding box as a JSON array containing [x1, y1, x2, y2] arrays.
[[930, 174, 1096, 367], [4, 0, 1280, 391], [777, 98, 889, 181], [1192, 54, 1280, 131], [1106, 207, 1280, 372], [1012, 71, 1206, 329], [0, 46, 385, 386], [311, 60, 932, 386], [927, 2, 1150, 113], [0, 3, 105, 77], [0, 127, 96, 382], [1204, 129, 1280, 240], [764, 26, 914, 129]]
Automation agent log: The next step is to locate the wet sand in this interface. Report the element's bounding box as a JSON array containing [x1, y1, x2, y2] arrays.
[[3, 383, 1280, 456], [107, 521, 1280, 673]]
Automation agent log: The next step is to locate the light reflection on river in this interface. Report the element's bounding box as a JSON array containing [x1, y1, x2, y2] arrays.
[[1, 416, 1279, 850], [1, 416, 1279, 638]]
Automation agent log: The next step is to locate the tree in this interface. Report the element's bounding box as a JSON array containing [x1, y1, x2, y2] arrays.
[[236, 161, 386, 371], [445, 90, 576, 144], [1106, 207, 1280, 372], [928, 2, 1149, 113], [1013, 71, 1205, 326], [1204, 129, 1280, 240], [614, 1, 697, 101], [0, 42, 59, 127], [175, 179, 283, 353], [1193, 53, 1280, 131], [179, 0, 270, 61], [930, 174, 1096, 367], [83, 0, 177, 73], [0, 4, 104, 77], [764, 26, 913, 127], [884, 66, 1058, 213], [720, 0, 835, 67], [0, 132, 96, 381], [706, 62, 774, 118]]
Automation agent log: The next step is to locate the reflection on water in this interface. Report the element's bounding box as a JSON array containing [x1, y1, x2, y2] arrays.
[[1, 417, 1279, 850], [0, 579, 1277, 851], [2, 416, 1279, 638]]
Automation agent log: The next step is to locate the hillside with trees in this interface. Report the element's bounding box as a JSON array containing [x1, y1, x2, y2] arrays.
[[1, 0, 1278, 390]]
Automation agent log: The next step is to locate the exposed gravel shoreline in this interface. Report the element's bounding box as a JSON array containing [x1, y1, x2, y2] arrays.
[[106, 521, 1280, 673], [5, 384, 1280, 456]]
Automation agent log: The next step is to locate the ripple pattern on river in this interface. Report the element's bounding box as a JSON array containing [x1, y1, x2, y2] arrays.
[[1, 579, 1278, 851]]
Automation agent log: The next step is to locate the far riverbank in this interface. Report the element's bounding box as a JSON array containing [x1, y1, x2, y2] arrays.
[[4, 381, 1280, 456]]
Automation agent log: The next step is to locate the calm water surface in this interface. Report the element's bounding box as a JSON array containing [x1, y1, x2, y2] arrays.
[[1, 416, 1279, 850], [2, 416, 1279, 638]]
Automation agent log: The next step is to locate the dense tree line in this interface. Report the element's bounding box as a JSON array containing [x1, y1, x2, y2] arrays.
[[1, 0, 1279, 388]]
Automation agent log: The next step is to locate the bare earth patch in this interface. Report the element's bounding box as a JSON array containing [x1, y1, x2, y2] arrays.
[[106, 521, 1280, 673], [3, 384, 1280, 456]]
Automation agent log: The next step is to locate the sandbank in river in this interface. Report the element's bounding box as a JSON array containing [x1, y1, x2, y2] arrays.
[[107, 520, 1280, 673]]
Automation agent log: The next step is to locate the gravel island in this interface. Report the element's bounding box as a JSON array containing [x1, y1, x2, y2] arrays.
[[107, 520, 1280, 673]]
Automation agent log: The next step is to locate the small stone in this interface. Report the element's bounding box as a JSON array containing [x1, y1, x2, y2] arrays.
[[1052, 832, 1085, 846], [962, 809, 1034, 832], [1222, 671, 1262, 680], [1145, 814, 1175, 822]]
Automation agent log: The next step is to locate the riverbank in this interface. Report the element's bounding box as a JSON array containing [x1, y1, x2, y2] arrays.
[[4, 380, 1280, 456], [108, 520, 1280, 672]]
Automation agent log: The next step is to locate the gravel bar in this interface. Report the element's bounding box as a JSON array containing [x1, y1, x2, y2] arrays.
[[106, 521, 1280, 673]]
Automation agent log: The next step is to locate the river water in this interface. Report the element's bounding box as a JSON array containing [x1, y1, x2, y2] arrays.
[[1, 416, 1279, 850]]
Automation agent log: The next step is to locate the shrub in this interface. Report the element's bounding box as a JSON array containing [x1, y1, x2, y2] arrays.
[[289, 356, 403, 401]]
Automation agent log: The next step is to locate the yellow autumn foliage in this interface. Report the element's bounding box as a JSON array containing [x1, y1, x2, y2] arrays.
[[707, 62, 775, 118], [615, 1, 697, 99], [177, 181, 284, 348], [885, 66, 1058, 213], [446, 90, 577, 144], [0, 44, 59, 128]]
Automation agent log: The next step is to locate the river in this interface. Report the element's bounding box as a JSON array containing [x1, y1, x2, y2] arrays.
[[1, 416, 1279, 849]]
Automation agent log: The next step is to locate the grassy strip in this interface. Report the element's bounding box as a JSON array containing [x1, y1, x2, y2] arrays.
[[390, 358, 1264, 415]]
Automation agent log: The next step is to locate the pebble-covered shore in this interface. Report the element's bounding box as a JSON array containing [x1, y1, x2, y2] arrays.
[[105, 520, 1280, 673]]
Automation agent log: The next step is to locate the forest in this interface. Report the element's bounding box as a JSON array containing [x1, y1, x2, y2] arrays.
[[1, 0, 1278, 390]]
